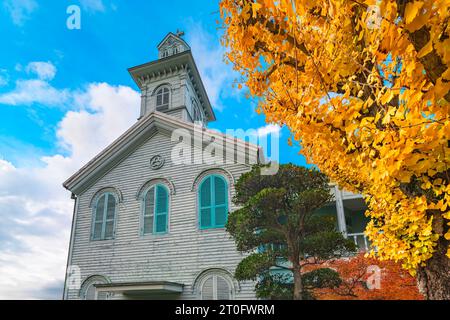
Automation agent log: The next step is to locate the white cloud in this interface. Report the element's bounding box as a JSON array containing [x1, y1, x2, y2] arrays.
[[0, 156, 74, 299], [3, 0, 38, 26], [80, 0, 105, 13], [0, 76, 140, 299], [0, 79, 70, 107], [186, 22, 239, 112], [57, 83, 140, 162], [26, 61, 57, 80], [257, 124, 281, 137], [0, 62, 69, 107]]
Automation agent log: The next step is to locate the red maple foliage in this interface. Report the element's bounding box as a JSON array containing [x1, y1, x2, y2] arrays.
[[307, 253, 424, 300]]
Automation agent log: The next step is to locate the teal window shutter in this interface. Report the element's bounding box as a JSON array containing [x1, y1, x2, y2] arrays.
[[92, 192, 117, 240], [199, 175, 228, 229], [93, 195, 105, 240], [143, 186, 155, 235], [154, 185, 168, 233], [104, 194, 116, 239], [142, 185, 168, 235], [199, 176, 212, 228], [213, 176, 227, 227]]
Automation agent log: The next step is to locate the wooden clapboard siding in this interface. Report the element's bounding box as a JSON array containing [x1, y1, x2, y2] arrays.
[[66, 129, 257, 300]]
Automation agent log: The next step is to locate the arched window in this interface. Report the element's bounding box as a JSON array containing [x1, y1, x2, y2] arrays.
[[192, 99, 203, 123], [142, 184, 169, 235], [201, 275, 231, 300], [155, 86, 170, 110], [92, 192, 117, 240], [81, 276, 109, 300], [199, 175, 228, 229], [192, 100, 199, 121], [192, 98, 200, 122]]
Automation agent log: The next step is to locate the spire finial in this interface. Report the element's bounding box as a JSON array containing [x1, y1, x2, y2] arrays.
[[176, 29, 185, 37]]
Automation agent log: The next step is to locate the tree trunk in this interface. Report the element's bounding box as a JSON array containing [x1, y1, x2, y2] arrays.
[[417, 237, 450, 300], [293, 268, 303, 300]]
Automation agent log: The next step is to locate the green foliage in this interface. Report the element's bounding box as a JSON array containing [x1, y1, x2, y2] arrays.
[[233, 164, 331, 206], [227, 164, 356, 299], [234, 253, 275, 281], [302, 268, 342, 289], [255, 269, 341, 300], [255, 273, 295, 300], [300, 216, 357, 259]]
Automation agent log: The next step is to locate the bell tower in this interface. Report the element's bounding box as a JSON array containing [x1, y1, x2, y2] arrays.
[[128, 32, 216, 126]]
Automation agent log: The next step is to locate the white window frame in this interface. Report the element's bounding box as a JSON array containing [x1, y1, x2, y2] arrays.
[[141, 184, 170, 235], [84, 283, 98, 300], [80, 276, 109, 300], [91, 192, 117, 241], [155, 85, 170, 110]]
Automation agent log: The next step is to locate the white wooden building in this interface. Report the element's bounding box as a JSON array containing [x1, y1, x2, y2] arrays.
[[62, 32, 369, 300], [62, 32, 262, 300]]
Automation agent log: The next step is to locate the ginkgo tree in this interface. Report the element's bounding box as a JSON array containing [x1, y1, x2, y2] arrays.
[[220, 0, 450, 299]]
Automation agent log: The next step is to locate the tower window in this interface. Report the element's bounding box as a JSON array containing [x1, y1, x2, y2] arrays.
[[156, 86, 170, 110], [193, 100, 199, 121], [192, 100, 204, 124]]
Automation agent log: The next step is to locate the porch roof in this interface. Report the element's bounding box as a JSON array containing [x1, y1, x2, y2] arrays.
[[95, 281, 184, 295]]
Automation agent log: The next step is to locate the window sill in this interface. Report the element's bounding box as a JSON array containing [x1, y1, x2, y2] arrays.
[[156, 106, 169, 112], [199, 226, 226, 231], [140, 232, 170, 238], [90, 238, 115, 242]]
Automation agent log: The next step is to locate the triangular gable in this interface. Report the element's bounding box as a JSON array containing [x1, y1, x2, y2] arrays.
[[63, 112, 262, 195], [157, 32, 190, 51]]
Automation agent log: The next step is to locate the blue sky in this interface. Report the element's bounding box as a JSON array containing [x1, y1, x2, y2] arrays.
[[0, 0, 308, 299]]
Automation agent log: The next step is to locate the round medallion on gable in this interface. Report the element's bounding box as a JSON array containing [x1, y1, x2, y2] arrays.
[[150, 155, 165, 170]]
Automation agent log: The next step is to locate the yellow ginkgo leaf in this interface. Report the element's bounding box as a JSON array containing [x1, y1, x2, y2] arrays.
[[445, 231, 450, 241], [417, 40, 433, 58], [252, 2, 262, 18], [404, 1, 424, 25]]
